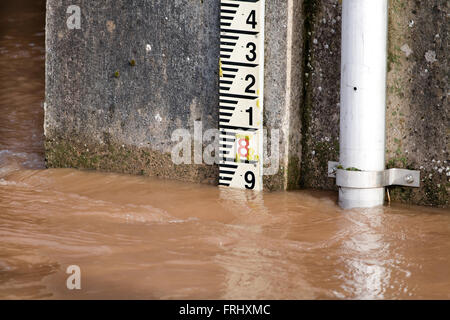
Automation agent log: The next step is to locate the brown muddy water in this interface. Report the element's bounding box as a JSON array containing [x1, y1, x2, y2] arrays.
[[0, 1, 449, 300]]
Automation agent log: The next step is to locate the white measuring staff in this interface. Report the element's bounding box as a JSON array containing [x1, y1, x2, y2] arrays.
[[219, 0, 265, 191]]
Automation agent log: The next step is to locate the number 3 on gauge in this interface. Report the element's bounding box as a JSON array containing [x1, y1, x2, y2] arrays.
[[246, 42, 256, 62]]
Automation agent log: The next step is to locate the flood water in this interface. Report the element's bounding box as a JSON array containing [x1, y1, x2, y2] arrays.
[[0, 1, 449, 300]]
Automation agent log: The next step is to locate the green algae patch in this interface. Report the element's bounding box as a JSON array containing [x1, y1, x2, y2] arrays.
[[45, 138, 218, 185]]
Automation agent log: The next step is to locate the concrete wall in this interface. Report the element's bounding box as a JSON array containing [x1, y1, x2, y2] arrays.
[[45, 0, 448, 207], [299, 0, 448, 207]]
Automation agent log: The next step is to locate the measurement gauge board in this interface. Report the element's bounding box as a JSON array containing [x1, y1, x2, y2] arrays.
[[219, 0, 265, 191]]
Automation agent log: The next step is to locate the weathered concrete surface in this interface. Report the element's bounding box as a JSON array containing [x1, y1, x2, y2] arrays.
[[263, 0, 304, 190], [298, 0, 448, 207], [45, 0, 221, 183], [385, 0, 448, 207], [45, 0, 304, 189], [298, 0, 341, 191]]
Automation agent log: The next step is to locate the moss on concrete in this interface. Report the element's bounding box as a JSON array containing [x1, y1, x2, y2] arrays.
[[263, 166, 286, 192], [298, 0, 317, 188], [301, 139, 339, 190], [286, 154, 301, 190], [421, 178, 448, 207], [299, 0, 341, 192], [45, 138, 218, 185], [386, 0, 449, 208]]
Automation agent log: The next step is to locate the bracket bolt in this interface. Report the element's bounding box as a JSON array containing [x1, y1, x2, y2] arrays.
[[329, 166, 337, 175], [404, 174, 414, 184]]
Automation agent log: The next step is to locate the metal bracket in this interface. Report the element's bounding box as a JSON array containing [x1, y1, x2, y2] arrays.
[[328, 161, 340, 178], [328, 161, 420, 189]]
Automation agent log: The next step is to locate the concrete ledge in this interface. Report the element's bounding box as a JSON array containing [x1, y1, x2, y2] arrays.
[[45, 137, 218, 184]]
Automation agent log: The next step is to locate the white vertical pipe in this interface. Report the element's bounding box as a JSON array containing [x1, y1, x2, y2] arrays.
[[339, 0, 388, 209]]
